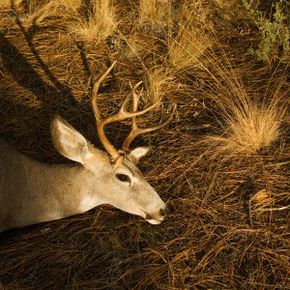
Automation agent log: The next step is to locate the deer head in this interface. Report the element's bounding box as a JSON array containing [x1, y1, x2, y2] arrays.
[[51, 62, 174, 224]]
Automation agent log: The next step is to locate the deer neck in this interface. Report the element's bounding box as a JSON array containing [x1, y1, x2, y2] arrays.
[[46, 163, 107, 217], [5, 159, 107, 230]]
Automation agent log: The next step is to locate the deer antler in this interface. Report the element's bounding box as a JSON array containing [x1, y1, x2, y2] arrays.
[[122, 83, 176, 152], [91, 61, 119, 161], [91, 62, 173, 163]]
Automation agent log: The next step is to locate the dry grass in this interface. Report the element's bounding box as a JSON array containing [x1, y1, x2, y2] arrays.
[[168, 27, 211, 70], [0, 0, 23, 9], [146, 67, 175, 103], [69, 0, 118, 43], [168, 2, 211, 70], [56, 0, 81, 11], [139, 0, 172, 26], [0, 0, 289, 289], [0, 0, 11, 8], [14, 0, 59, 27], [199, 53, 287, 157], [206, 97, 284, 155]]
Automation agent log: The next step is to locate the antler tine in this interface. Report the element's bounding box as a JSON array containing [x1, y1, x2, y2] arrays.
[[98, 89, 160, 131], [122, 85, 177, 152], [119, 81, 142, 114]]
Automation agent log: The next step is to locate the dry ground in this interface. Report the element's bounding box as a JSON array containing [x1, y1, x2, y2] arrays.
[[0, 0, 289, 289]]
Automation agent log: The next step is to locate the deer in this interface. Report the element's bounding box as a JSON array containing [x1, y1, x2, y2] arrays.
[[0, 62, 175, 233]]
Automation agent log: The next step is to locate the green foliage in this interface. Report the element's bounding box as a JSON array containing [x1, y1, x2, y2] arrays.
[[242, 0, 289, 63]]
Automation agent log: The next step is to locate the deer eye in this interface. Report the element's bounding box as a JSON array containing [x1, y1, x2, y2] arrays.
[[116, 173, 131, 183]]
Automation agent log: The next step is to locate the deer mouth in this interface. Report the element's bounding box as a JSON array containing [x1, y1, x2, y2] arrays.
[[144, 212, 165, 225], [146, 218, 163, 225]]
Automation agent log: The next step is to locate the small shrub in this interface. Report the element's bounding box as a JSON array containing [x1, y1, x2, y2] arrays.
[[242, 0, 290, 63]]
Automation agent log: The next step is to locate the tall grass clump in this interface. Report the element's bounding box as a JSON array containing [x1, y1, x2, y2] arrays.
[[242, 0, 290, 63], [69, 0, 118, 43], [205, 76, 285, 156], [208, 101, 282, 155], [138, 0, 172, 37]]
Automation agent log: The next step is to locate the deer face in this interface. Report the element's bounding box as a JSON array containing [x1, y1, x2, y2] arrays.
[[51, 116, 167, 225], [102, 149, 167, 224]]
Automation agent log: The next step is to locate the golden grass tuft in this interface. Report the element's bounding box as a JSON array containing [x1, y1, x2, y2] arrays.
[[199, 52, 286, 157], [69, 0, 117, 43], [207, 101, 283, 155]]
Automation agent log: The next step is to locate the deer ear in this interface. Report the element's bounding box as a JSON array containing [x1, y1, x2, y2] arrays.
[[51, 116, 91, 164], [127, 147, 151, 164]]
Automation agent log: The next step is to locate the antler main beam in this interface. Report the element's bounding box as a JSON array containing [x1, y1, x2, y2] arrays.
[[91, 61, 120, 160]]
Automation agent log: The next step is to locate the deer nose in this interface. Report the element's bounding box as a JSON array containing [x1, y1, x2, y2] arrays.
[[159, 207, 169, 218]]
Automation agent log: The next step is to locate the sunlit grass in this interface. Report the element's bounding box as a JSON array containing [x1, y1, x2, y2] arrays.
[[50, 0, 82, 14], [1, 0, 11, 8], [139, 0, 171, 25], [146, 67, 175, 103], [69, 0, 117, 43], [15, 0, 58, 27], [168, 28, 211, 70], [202, 66, 285, 156], [166, 1, 211, 70], [207, 101, 283, 154]]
